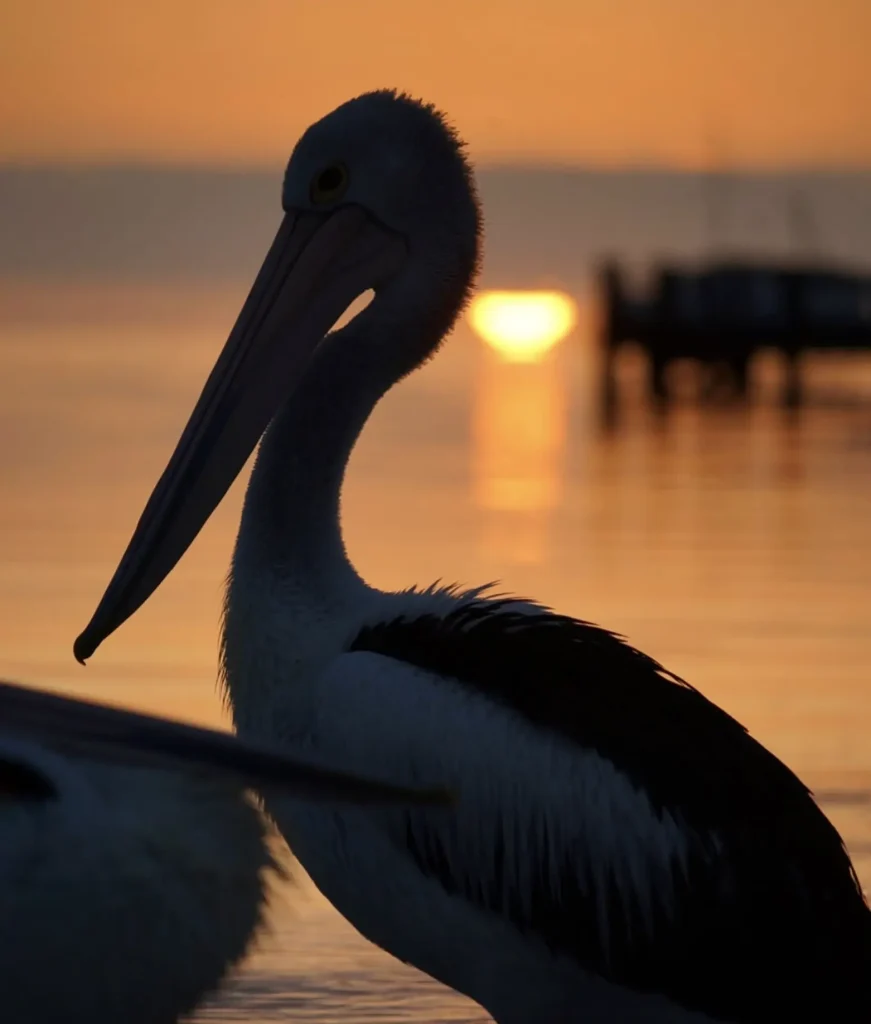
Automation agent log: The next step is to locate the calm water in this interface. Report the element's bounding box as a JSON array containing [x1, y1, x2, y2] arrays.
[[1, 279, 871, 1021]]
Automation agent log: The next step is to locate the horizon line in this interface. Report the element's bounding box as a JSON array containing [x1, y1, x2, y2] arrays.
[[1, 158, 870, 178]]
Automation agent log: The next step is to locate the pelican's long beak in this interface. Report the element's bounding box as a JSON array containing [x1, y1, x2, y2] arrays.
[[74, 205, 405, 664]]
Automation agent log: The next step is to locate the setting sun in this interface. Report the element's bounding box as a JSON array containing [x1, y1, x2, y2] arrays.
[[469, 291, 578, 362]]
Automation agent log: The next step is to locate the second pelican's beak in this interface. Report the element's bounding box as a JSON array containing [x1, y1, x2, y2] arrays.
[[0, 678, 451, 805], [74, 205, 406, 663]]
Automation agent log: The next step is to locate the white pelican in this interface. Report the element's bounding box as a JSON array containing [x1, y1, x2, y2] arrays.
[[0, 677, 448, 1023], [74, 91, 871, 1022]]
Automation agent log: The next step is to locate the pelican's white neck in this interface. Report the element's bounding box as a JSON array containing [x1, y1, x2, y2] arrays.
[[221, 264, 472, 730], [221, 306, 434, 733], [230, 259, 460, 597], [234, 331, 374, 600]]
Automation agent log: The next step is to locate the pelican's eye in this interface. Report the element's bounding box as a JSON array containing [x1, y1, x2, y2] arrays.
[[310, 163, 350, 205]]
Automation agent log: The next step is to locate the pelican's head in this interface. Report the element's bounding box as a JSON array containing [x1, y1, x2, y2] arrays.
[[285, 91, 480, 325], [74, 90, 480, 663]]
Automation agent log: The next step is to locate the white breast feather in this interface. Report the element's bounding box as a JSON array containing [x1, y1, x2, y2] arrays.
[[309, 651, 696, 954]]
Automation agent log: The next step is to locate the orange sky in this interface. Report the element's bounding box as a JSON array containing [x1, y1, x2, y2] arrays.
[[1, 0, 870, 168]]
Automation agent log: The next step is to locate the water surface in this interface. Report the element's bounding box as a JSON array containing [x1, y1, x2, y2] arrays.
[[1, 280, 870, 1021]]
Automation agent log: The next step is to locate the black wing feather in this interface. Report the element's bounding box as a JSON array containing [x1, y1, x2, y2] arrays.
[[352, 599, 871, 1023]]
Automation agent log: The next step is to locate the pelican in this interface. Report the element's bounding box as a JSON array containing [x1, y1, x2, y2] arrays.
[[0, 677, 448, 1023], [74, 91, 871, 1022]]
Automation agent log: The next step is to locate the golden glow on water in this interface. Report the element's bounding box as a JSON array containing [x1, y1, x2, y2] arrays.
[[471, 345, 569, 564], [468, 291, 577, 363]]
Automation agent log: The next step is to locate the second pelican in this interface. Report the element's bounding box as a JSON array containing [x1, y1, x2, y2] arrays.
[[0, 678, 448, 1023]]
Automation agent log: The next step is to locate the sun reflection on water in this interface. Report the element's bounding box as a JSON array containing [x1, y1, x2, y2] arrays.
[[470, 298, 573, 564]]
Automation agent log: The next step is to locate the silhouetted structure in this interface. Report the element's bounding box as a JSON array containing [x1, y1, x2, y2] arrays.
[[599, 260, 871, 407]]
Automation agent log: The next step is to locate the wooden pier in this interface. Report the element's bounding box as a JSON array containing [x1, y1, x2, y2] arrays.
[[598, 260, 871, 407]]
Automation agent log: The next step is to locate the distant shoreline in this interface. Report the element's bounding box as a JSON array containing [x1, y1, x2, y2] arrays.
[[2, 166, 870, 286]]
